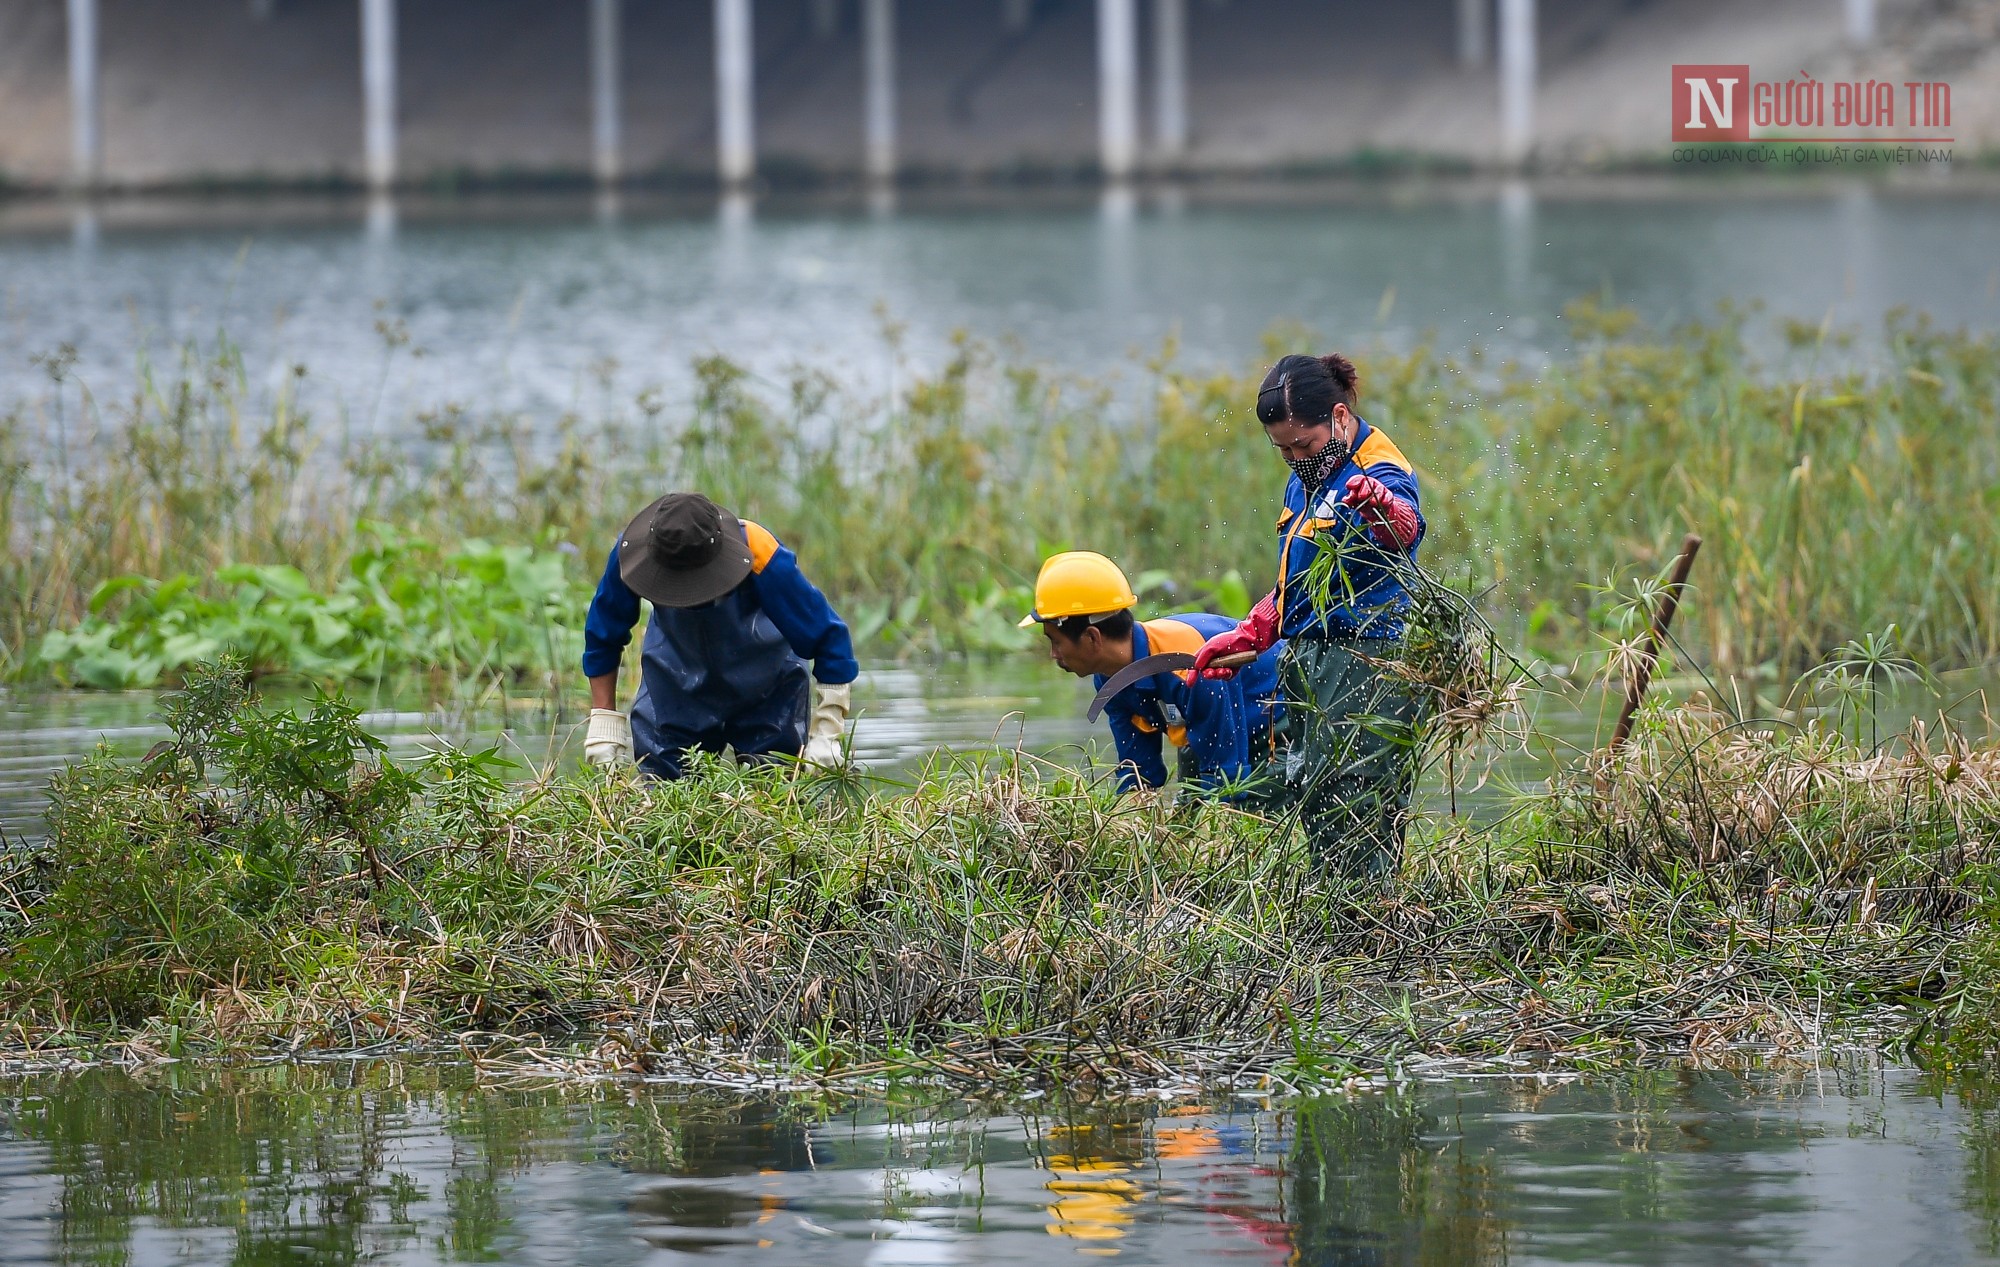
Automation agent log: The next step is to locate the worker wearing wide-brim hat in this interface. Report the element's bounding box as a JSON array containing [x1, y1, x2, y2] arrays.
[[581, 492, 856, 778], [1021, 551, 1284, 800], [1189, 353, 1428, 879]]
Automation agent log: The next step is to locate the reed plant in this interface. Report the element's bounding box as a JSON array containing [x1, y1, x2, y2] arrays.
[[4, 305, 1996, 686], [4, 657, 1995, 1083]]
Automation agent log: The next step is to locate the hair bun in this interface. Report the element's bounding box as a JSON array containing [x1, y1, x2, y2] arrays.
[[1256, 352, 1357, 425], [1319, 353, 1359, 394]]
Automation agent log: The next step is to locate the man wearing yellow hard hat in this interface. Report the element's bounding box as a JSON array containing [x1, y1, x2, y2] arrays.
[[1021, 551, 1284, 799]]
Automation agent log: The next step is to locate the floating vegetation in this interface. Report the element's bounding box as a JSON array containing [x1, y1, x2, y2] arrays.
[[36, 529, 583, 689], [3, 657, 1995, 1086], [4, 306, 1997, 685]]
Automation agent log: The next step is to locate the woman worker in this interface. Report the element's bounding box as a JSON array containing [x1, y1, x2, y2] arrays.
[[1190, 353, 1427, 880]]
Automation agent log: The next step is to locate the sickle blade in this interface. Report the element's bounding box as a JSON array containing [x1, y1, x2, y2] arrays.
[[1085, 653, 1197, 722]]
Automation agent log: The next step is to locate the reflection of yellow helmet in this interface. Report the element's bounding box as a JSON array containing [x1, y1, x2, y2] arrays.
[[1018, 551, 1138, 627]]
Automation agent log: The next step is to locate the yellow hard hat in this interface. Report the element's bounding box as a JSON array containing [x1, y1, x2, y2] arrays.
[[1018, 551, 1139, 627]]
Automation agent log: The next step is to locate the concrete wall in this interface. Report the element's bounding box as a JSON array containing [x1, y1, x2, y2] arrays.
[[0, 0, 1994, 188]]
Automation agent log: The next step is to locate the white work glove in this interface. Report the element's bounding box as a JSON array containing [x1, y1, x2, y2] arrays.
[[584, 709, 633, 768], [801, 682, 851, 769]]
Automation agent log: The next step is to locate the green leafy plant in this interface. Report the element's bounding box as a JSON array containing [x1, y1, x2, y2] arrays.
[[36, 527, 585, 687]]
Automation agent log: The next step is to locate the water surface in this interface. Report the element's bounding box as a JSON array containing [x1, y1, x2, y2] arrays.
[[5, 181, 1998, 427], [1, 1059, 1995, 1265]]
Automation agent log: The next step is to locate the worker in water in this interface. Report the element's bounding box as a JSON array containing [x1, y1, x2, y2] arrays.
[[580, 492, 856, 778], [1021, 551, 1284, 800], [1190, 353, 1428, 879]]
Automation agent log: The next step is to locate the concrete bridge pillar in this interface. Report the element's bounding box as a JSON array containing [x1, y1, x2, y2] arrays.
[[1498, 0, 1534, 165], [716, 0, 756, 184], [1097, 0, 1138, 179], [67, 0, 101, 188], [591, 0, 621, 184], [360, 0, 397, 190], [863, 0, 897, 180], [1845, 0, 1876, 44], [1456, 0, 1487, 66], [1152, 0, 1187, 163]]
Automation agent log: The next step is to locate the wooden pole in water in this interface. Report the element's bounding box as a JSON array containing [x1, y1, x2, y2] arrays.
[[67, 0, 101, 190], [1608, 533, 1702, 754]]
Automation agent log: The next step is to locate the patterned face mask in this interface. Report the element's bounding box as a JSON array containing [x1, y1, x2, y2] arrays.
[[1284, 437, 1350, 491]]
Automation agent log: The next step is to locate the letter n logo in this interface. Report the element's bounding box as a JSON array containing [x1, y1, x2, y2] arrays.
[[1672, 64, 1750, 141]]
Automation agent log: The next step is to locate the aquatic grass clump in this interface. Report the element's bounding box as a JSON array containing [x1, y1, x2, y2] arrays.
[[1586, 705, 1997, 901], [5, 660, 1999, 1085], [5, 307, 1998, 685]]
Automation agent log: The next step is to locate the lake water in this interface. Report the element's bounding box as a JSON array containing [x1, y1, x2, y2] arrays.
[[2, 1058, 1996, 1265], [3, 179, 1999, 428]]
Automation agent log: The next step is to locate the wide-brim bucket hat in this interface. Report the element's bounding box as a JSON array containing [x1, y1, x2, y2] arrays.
[[617, 492, 755, 608]]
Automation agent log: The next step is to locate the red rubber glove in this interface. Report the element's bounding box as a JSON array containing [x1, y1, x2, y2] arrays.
[[1188, 591, 1281, 680], [1342, 474, 1419, 549]]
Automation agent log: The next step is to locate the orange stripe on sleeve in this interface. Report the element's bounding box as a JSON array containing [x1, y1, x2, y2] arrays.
[[741, 520, 781, 573]]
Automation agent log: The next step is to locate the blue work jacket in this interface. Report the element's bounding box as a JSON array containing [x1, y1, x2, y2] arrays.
[[1097, 613, 1284, 796], [1275, 418, 1426, 639], [581, 519, 857, 778]]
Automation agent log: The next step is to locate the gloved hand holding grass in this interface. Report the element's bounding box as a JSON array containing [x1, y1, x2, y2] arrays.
[[583, 709, 632, 767], [1189, 592, 1281, 680], [803, 682, 851, 768], [1342, 473, 1420, 549]]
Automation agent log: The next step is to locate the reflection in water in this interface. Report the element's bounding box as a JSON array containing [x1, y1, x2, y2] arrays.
[[1497, 178, 1533, 308], [3, 1062, 2000, 1264], [1288, 1094, 1501, 1266], [1043, 1121, 1146, 1247], [1099, 183, 1139, 330], [68, 202, 99, 253], [1838, 180, 1877, 310], [594, 187, 622, 227], [366, 193, 398, 243]]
